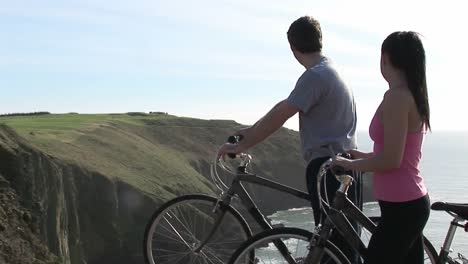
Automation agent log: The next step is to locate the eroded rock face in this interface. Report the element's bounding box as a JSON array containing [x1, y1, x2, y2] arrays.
[[0, 127, 158, 264], [0, 173, 59, 264]]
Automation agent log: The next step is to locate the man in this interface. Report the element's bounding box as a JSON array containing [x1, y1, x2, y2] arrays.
[[218, 16, 361, 263]]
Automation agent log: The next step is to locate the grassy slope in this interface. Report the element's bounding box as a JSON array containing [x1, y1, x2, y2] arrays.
[[0, 113, 237, 202], [0, 113, 373, 205]]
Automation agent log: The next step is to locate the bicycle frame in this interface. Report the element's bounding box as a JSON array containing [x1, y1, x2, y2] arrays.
[[194, 164, 311, 263], [306, 162, 376, 263], [307, 192, 376, 260], [436, 215, 467, 264]]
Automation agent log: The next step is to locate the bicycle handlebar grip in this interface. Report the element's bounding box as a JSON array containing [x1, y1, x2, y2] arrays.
[[226, 135, 244, 159]]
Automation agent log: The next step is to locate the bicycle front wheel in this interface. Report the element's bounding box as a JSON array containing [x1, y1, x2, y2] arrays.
[[229, 227, 350, 264], [143, 194, 252, 264]]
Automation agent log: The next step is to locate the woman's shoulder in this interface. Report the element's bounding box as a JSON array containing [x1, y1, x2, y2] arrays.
[[381, 89, 413, 113], [383, 89, 413, 103]]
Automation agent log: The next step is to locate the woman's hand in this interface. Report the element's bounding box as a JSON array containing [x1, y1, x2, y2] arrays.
[[347, 149, 373, 159], [331, 155, 354, 170]]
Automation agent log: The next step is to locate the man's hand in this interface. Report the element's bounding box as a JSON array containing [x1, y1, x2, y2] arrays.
[[217, 99, 298, 160], [217, 128, 250, 160]]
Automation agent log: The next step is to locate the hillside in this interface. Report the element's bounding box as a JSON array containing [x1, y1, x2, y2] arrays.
[[0, 113, 371, 263]]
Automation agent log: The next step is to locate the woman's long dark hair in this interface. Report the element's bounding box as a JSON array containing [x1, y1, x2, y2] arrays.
[[382, 31, 431, 130]]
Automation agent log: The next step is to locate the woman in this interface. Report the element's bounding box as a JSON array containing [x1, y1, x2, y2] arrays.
[[332, 31, 430, 264]]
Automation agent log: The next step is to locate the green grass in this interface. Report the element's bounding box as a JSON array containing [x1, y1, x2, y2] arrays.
[[0, 113, 175, 134], [0, 113, 176, 145], [0, 112, 325, 216], [0, 113, 310, 205], [0, 113, 220, 200], [0, 114, 107, 131]]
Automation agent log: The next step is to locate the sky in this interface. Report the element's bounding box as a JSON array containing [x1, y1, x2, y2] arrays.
[[1, 0, 467, 131]]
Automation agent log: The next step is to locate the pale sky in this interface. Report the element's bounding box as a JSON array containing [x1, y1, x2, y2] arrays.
[[1, 0, 467, 131]]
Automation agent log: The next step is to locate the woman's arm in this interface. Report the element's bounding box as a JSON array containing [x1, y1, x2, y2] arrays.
[[334, 90, 409, 172], [347, 149, 374, 159]]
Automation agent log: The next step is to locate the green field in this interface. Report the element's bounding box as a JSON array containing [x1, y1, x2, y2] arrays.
[[0, 113, 227, 201]]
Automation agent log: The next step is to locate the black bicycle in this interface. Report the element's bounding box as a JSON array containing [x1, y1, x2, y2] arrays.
[[228, 152, 442, 264], [143, 135, 315, 264], [143, 137, 435, 264], [427, 202, 467, 264]]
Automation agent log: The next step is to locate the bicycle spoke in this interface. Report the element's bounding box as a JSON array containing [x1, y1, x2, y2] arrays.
[[144, 196, 250, 264]]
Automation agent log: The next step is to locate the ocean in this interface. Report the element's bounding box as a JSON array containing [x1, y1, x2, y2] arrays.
[[269, 131, 467, 258]]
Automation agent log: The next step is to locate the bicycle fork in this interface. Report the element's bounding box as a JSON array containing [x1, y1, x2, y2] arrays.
[[192, 193, 233, 253], [303, 209, 364, 263], [304, 224, 333, 263]]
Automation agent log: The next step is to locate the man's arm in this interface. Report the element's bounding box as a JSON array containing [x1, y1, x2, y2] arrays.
[[238, 99, 298, 151], [218, 100, 299, 157]]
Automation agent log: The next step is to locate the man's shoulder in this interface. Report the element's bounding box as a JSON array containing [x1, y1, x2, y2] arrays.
[[299, 67, 322, 81], [298, 62, 334, 81], [304, 66, 343, 90], [294, 68, 322, 90]]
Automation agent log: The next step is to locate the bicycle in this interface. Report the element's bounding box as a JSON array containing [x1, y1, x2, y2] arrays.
[[228, 150, 442, 264], [143, 135, 320, 263], [142, 136, 434, 264], [426, 202, 468, 264]]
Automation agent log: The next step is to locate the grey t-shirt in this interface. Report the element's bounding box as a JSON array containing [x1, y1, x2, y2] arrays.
[[286, 56, 357, 162]]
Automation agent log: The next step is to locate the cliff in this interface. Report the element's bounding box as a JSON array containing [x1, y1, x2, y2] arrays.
[[0, 113, 372, 263]]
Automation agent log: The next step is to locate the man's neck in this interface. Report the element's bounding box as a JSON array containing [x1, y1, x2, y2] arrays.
[[301, 52, 324, 69]]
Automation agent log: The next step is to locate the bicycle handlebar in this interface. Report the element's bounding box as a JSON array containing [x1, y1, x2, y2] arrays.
[[316, 145, 355, 210], [323, 144, 350, 176], [212, 137, 252, 192], [226, 135, 244, 159], [214, 141, 352, 193]]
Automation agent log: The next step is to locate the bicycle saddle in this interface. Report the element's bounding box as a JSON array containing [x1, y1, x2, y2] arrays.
[[431, 202, 468, 220]]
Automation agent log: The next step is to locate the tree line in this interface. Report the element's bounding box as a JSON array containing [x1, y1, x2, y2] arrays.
[[0, 112, 51, 117]]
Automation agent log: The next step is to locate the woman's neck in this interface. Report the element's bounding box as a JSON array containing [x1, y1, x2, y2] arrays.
[[387, 71, 408, 90]]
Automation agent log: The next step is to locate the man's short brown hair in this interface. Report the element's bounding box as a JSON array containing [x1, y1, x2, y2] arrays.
[[287, 16, 322, 53]]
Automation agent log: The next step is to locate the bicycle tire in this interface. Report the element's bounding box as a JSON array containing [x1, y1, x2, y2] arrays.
[[423, 236, 438, 264], [143, 194, 253, 264], [228, 227, 350, 264]]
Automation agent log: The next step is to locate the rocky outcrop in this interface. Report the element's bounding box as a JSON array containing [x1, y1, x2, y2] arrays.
[[0, 173, 59, 264]]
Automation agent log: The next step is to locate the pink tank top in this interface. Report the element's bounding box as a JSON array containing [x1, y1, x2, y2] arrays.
[[369, 107, 428, 202]]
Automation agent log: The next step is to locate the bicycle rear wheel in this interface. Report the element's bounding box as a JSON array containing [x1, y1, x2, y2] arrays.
[[228, 227, 350, 264], [365, 217, 437, 264], [143, 194, 252, 264], [423, 236, 438, 264]]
